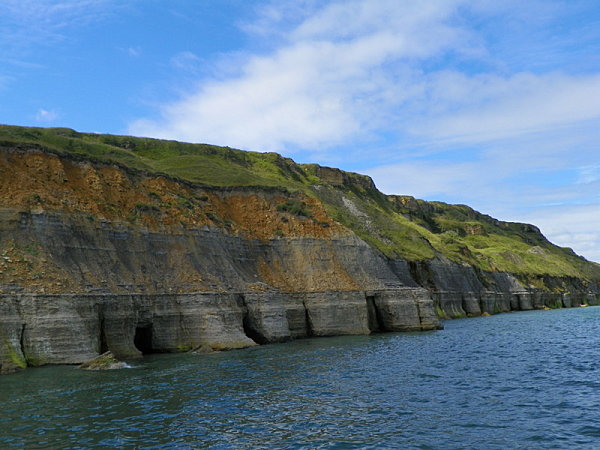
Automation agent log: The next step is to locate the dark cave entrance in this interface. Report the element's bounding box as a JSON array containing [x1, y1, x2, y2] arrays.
[[99, 318, 109, 354], [366, 295, 382, 333], [134, 325, 154, 354]]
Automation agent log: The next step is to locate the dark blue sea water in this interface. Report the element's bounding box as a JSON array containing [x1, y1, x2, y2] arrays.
[[2, 306, 600, 449]]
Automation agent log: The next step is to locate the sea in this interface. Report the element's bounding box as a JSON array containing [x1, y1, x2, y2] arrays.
[[2, 306, 600, 449]]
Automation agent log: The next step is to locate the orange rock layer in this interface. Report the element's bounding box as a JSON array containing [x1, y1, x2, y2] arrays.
[[0, 149, 347, 239]]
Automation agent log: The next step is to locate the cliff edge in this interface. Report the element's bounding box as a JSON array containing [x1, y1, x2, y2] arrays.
[[0, 125, 598, 374]]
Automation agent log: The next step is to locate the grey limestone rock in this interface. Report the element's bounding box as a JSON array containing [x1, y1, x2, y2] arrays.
[[78, 351, 127, 370], [282, 293, 310, 339], [404, 255, 600, 318], [304, 291, 371, 337], [240, 292, 291, 344], [0, 296, 26, 374], [10, 205, 597, 373], [369, 288, 441, 332], [18, 294, 99, 366]]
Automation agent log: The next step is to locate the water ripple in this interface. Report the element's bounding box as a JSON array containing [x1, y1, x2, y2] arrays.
[[2, 307, 600, 448]]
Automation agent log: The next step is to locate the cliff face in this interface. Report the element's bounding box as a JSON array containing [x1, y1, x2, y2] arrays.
[[0, 146, 439, 374], [0, 210, 440, 373], [0, 126, 599, 374]]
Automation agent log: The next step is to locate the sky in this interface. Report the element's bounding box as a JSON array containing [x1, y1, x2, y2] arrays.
[[1, 0, 599, 262]]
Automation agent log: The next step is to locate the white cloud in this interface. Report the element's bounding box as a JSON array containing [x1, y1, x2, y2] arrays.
[[127, 47, 141, 58], [366, 161, 482, 200], [35, 108, 59, 123], [127, 0, 600, 262], [129, 0, 476, 151], [129, 1, 600, 154], [577, 165, 600, 185], [523, 204, 600, 263], [131, 41, 365, 151], [364, 127, 600, 263], [367, 158, 600, 263], [171, 51, 201, 71], [416, 72, 600, 144]]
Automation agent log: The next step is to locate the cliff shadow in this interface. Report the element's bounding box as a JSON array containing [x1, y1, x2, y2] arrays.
[[366, 295, 382, 333], [134, 324, 154, 354]]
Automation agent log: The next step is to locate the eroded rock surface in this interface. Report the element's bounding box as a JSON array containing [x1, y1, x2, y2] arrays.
[[404, 255, 600, 318], [78, 351, 127, 370], [0, 288, 441, 372], [0, 145, 598, 374]]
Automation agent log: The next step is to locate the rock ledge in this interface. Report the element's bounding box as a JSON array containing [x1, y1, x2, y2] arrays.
[[78, 351, 128, 371]]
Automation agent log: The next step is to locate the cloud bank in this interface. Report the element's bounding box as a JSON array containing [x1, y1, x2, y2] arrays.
[[126, 0, 600, 262], [129, 0, 477, 151]]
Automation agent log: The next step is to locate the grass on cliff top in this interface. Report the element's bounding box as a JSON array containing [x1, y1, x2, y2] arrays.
[[389, 197, 600, 280], [318, 183, 600, 280], [0, 125, 319, 190], [1, 124, 598, 281]]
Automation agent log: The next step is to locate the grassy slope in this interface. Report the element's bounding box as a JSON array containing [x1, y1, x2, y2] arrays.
[[1, 124, 598, 281]]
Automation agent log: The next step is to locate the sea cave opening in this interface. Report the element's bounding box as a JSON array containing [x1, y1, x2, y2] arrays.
[[366, 295, 382, 333], [99, 319, 108, 354], [134, 324, 154, 354]]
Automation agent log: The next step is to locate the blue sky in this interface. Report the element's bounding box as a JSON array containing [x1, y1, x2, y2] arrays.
[[1, 0, 600, 262]]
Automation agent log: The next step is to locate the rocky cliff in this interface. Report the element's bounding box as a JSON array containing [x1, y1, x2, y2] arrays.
[[0, 125, 598, 374]]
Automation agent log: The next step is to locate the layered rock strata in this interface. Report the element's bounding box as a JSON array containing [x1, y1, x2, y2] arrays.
[[0, 288, 438, 374], [405, 255, 600, 318], [0, 206, 441, 374], [1, 145, 599, 374]]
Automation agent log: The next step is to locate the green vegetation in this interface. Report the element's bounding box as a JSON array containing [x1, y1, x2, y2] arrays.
[[176, 343, 194, 352], [2, 339, 27, 369], [276, 200, 312, 217], [391, 198, 600, 280], [1, 124, 599, 282], [0, 125, 311, 189]]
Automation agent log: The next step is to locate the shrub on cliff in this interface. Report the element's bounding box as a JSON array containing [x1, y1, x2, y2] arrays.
[[276, 200, 312, 218]]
